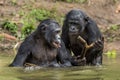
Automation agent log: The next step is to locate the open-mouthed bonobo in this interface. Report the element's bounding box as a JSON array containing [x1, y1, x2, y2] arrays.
[[61, 9, 104, 66], [9, 19, 72, 67]]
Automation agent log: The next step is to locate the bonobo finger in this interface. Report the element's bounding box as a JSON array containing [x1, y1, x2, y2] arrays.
[[98, 40, 104, 47], [97, 40, 102, 46], [94, 41, 99, 47], [94, 40, 103, 49]]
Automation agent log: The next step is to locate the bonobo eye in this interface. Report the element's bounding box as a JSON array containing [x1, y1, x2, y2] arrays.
[[54, 29, 60, 34], [55, 28, 61, 34], [69, 21, 79, 26], [73, 23, 79, 25], [69, 22, 74, 25]]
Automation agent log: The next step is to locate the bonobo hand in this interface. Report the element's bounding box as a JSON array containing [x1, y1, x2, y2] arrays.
[[71, 56, 86, 66], [94, 39, 104, 50]]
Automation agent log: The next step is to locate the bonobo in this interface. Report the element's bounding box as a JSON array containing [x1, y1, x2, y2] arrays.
[[9, 19, 71, 67], [61, 9, 104, 66]]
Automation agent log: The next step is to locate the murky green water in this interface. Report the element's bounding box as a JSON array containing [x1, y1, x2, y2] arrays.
[[0, 53, 120, 80]]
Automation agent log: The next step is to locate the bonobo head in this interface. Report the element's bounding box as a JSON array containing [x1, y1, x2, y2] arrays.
[[65, 9, 89, 35], [36, 19, 61, 48]]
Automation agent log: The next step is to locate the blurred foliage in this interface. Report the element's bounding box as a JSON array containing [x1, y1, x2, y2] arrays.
[[113, 0, 119, 3], [21, 19, 35, 40], [19, 8, 63, 39], [104, 24, 120, 42], [20, 8, 59, 22], [105, 50, 117, 59], [110, 24, 119, 31], [28, 9, 51, 21], [10, 0, 17, 5], [18, 10, 25, 17], [0, 35, 4, 41], [2, 21, 18, 37]]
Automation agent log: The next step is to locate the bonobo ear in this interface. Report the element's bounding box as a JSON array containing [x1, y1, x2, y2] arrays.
[[39, 23, 48, 31], [84, 16, 90, 26], [84, 16, 89, 22], [41, 25, 47, 31]]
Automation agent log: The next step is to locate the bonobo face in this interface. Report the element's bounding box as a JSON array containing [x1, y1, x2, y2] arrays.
[[39, 19, 61, 48], [66, 10, 87, 35]]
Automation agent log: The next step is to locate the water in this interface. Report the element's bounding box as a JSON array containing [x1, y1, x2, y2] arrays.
[[0, 53, 120, 80]]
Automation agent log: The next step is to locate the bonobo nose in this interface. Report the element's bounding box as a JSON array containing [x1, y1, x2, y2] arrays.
[[56, 35, 61, 40], [56, 35, 61, 44], [71, 27, 75, 30], [56, 38, 61, 44], [69, 26, 77, 33]]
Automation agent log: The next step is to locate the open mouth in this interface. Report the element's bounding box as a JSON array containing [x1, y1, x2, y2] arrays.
[[52, 41, 61, 48]]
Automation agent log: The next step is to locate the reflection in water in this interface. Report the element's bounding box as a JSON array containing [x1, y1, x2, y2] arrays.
[[0, 53, 120, 80], [17, 67, 103, 80]]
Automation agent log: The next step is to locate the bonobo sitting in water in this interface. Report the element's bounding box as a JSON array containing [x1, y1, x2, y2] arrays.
[[61, 9, 104, 66], [9, 19, 72, 67]]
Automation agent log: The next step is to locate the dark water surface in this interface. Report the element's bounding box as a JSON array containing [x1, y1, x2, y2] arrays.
[[0, 53, 120, 80]]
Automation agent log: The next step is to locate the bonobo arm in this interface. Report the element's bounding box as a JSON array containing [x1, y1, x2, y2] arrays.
[[57, 40, 72, 67], [86, 18, 104, 52], [86, 18, 102, 44], [61, 20, 71, 54], [9, 42, 30, 67], [83, 18, 104, 66]]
